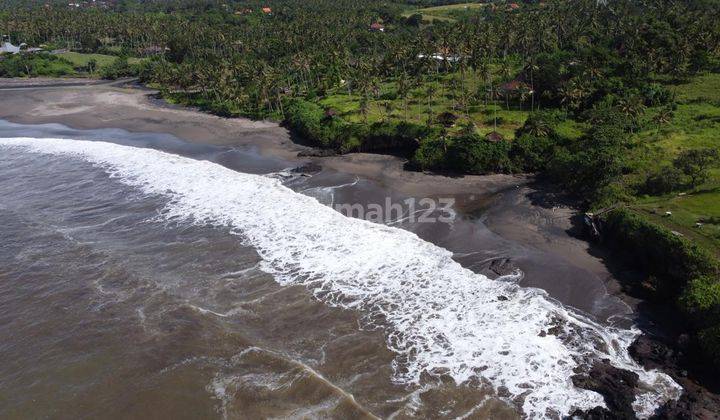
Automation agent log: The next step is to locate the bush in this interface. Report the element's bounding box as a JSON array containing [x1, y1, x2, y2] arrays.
[[410, 136, 447, 171], [680, 276, 720, 328], [0, 53, 75, 77], [284, 98, 351, 148], [379, 91, 398, 101], [359, 121, 431, 156], [641, 83, 675, 106], [640, 166, 684, 195], [509, 133, 556, 172], [546, 142, 624, 204], [445, 134, 512, 174], [602, 208, 719, 297], [698, 325, 720, 370], [100, 57, 142, 80]]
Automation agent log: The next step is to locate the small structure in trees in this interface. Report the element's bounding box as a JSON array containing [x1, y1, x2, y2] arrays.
[[485, 131, 505, 142], [499, 79, 527, 94], [139, 45, 168, 56], [1, 36, 23, 54], [262, 7, 272, 14], [437, 111, 458, 128], [324, 108, 338, 119], [369, 22, 385, 32]]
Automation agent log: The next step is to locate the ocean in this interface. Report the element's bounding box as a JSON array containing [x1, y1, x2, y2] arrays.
[[0, 122, 680, 418]]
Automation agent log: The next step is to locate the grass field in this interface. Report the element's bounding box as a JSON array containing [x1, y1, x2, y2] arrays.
[[629, 73, 720, 253], [57, 52, 118, 68], [319, 72, 535, 139], [402, 2, 487, 22], [56, 52, 145, 71]]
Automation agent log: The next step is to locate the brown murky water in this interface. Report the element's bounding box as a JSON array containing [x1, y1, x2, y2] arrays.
[[0, 121, 679, 419]]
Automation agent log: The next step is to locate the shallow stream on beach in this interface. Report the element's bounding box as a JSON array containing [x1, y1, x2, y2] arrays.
[[0, 120, 680, 418]]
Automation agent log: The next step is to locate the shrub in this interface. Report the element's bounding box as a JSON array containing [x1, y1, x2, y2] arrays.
[[436, 111, 458, 128], [602, 209, 719, 297], [680, 276, 720, 328], [0, 53, 75, 77], [284, 98, 351, 148], [100, 57, 141, 80], [640, 166, 684, 195], [410, 136, 447, 171], [673, 148, 720, 188], [445, 134, 512, 174], [698, 325, 720, 370], [359, 121, 430, 156], [379, 91, 398, 101], [641, 83, 675, 106], [404, 13, 423, 27], [546, 141, 624, 204], [509, 133, 556, 172]]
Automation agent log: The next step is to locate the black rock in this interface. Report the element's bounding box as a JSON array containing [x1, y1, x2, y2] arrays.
[[571, 360, 639, 420], [628, 335, 677, 371], [652, 387, 720, 419], [569, 406, 618, 420], [477, 257, 517, 278], [297, 148, 337, 157], [291, 162, 322, 175]]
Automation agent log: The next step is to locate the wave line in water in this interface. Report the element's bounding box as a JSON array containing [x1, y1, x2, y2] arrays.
[[0, 137, 681, 418]]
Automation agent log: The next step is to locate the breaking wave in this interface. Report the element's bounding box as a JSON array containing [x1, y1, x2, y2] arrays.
[[0, 137, 681, 418]]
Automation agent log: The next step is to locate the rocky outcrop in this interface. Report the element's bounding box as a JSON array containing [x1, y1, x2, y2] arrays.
[[629, 335, 720, 419], [571, 360, 639, 419], [297, 148, 337, 157], [291, 162, 322, 175]]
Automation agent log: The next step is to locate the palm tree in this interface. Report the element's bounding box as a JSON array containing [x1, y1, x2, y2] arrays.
[[617, 95, 646, 132], [653, 107, 674, 134]]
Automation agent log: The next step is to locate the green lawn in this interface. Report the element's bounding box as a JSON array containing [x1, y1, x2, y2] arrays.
[[669, 72, 720, 103], [634, 191, 720, 255], [57, 52, 118, 68], [319, 65, 532, 138], [319, 89, 531, 140], [56, 52, 145, 70], [401, 2, 487, 22]]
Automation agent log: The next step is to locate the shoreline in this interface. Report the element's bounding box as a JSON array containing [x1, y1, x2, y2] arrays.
[[0, 79, 617, 295], [2, 79, 717, 415]]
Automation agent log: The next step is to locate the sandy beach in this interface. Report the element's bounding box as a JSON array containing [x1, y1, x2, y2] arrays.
[[6, 78, 717, 417]]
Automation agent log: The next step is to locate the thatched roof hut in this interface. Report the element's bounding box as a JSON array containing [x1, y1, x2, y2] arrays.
[[485, 131, 505, 142]]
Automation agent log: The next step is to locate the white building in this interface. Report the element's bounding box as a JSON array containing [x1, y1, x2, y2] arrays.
[[1, 35, 24, 54]]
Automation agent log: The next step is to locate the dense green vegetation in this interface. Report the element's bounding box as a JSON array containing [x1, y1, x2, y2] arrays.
[[0, 50, 147, 78], [2, 0, 720, 371], [602, 208, 720, 367], [0, 52, 75, 77]]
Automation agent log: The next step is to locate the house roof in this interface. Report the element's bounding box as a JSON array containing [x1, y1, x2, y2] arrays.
[[261, 7, 272, 13], [370, 22, 385, 30], [485, 131, 505, 142], [499, 79, 528, 92]]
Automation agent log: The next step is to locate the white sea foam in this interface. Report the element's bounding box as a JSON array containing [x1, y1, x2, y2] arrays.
[[0, 137, 682, 418]]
